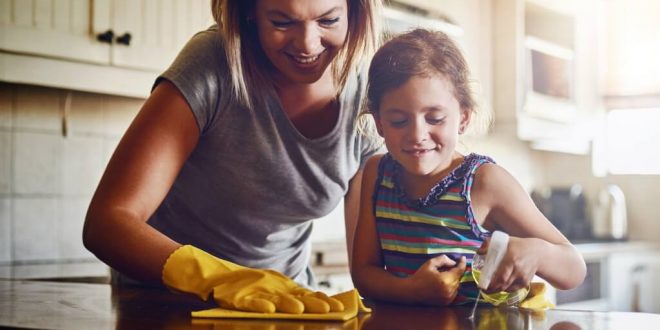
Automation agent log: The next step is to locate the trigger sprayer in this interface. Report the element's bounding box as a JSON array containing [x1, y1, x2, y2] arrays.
[[469, 231, 529, 320], [475, 230, 509, 290]]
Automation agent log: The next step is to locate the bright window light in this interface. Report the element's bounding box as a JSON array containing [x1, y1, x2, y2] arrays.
[[605, 108, 660, 174]]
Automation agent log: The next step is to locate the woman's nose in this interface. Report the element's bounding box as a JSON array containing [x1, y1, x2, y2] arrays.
[[293, 24, 321, 54]]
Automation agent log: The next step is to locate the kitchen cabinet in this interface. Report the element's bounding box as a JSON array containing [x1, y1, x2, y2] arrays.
[[0, 0, 213, 98], [608, 251, 660, 313], [492, 0, 601, 154], [106, 0, 213, 71], [0, 0, 108, 64], [558, 242, 660, 312]]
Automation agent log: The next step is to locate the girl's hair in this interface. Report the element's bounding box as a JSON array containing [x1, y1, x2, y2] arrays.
[[211, 0, 383, 109], [366, 28, 476, 117]]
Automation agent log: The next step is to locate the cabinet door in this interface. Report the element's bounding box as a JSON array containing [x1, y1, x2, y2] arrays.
[[109, 0, 214, 71], [0, 0, 110, 64]]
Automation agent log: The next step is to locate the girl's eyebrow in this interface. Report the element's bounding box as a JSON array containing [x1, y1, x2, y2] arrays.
[[424, 106, 447, 113], [266, 6, 342, 20]]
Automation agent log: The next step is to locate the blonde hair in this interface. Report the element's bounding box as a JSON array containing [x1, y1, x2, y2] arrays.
[[211, 0, 383, 109]]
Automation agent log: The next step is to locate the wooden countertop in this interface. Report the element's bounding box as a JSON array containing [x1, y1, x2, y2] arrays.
[[2, 279, 660, 329]]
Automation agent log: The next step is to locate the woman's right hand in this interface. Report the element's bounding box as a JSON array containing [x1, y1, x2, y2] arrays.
[[408, 255, 467, 306]]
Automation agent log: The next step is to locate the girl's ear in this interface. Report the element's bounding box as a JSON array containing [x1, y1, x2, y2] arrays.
[[373, 114, 384, 137], [459, 108, 472, 135]]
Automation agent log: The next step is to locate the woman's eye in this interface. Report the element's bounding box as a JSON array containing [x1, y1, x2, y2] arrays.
[[272, 20, 294, 28], [389, 119, 407, 127], [319, 17, 340, 26]]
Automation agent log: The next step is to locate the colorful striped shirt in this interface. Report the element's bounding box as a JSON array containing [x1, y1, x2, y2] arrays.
[[373, 153, 494, 305]]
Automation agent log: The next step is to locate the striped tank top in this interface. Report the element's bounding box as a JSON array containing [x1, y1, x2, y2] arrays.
[[373, 153, 494, 305]]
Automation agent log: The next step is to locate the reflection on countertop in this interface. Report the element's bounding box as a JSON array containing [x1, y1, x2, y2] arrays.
[[0, 260, 109, 282], [2, 279, 660, 330]]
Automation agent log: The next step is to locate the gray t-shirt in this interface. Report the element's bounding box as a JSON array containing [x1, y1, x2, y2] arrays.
[[146, 26, 381, 287]]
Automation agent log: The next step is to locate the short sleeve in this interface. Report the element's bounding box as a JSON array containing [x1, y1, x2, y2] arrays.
[[357, 131, 385, 168], [153, 25, 227, 134]]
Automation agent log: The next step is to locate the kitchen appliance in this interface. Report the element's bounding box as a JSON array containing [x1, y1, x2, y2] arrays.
[[592, 184, 628, 241], [531, 184, 592, 241]]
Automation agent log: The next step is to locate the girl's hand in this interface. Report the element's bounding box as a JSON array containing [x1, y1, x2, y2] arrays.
[[408, 255, 467, 306], [483, 237, 541, 294]]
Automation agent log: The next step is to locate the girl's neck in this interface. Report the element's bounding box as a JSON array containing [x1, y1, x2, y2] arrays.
[[402, 153, 465, 200]]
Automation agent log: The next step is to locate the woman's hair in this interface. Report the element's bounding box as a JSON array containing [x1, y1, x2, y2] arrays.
[[366, 28, 476, 118], [211, 0, 383, 109]]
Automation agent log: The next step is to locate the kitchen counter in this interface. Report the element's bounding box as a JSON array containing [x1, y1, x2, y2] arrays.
[[2, 279, 659, 330], [574, 240, 660, 259]]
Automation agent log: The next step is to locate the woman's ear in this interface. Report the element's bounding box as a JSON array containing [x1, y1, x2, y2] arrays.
[[459, 108, 472, 134]]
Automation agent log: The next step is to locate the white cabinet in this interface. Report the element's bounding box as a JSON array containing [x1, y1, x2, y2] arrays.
[[0, 0, 213, 98], [492, 0, 601, 154], [0, 0, 109, 64], [107, 0, 213, 71], [608, 251, 660, 313]]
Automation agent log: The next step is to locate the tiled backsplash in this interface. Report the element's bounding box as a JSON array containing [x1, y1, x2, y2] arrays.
[[0, 82, 143, 264]]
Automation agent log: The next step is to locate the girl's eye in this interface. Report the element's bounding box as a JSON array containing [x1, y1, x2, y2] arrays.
[[319, 17, 340, 26], [389, 119, 408, 127], [427, 117, 445, 125], [272, 20, 294, 28]]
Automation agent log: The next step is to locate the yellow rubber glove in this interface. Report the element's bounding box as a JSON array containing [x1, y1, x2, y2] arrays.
[[162, 245, 344, 314], [519, 282, 555, 310]]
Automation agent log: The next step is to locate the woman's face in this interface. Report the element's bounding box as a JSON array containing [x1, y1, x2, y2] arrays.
[[254, 0, 349, 85]]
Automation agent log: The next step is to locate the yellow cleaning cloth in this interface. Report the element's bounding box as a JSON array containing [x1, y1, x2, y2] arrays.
[[192, 289, 371, 321], [519, 282, 555, 311]]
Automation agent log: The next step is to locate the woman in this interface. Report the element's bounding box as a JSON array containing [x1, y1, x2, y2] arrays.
[[83, 0, 383, 314]]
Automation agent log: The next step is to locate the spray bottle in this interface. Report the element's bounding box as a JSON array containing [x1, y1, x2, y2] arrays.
[[469, 231, 529, 319]]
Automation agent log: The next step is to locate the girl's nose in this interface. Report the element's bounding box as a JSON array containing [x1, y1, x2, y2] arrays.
[[409, 121, 429, 143], [293, 24, 321, 55]]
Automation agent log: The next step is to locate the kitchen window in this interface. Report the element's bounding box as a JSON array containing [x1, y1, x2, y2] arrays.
[[593, 107, 660, 175]]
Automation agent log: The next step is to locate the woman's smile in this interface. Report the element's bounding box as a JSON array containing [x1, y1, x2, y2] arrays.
[[286, 50, 325, 68]]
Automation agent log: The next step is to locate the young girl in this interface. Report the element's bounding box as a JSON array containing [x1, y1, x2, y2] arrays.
[[351, 29, 586, 306]]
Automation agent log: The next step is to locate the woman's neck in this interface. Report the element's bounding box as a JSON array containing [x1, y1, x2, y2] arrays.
[[275, 72, 340, 139]]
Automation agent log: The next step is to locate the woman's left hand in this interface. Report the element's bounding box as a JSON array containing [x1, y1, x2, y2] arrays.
[[483, 236, 541, 294]]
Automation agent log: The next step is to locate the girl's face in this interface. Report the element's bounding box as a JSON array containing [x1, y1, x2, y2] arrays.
[[254, 0, 349, 85], [375, 75, 471, 178]]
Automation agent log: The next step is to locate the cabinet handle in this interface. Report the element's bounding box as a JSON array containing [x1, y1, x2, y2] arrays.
[[116, 32, 132, 46], [96, 29, 114, 44]]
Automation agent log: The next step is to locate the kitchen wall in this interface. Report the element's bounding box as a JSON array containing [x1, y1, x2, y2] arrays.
[[0, 82, 142, 264]]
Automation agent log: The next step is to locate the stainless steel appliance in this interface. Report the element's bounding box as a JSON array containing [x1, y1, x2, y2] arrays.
[[592, 184, 628, 241], [531, 184, 592, 241]]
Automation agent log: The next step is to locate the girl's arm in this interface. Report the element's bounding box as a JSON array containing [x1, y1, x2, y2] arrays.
[[82, 80, 199, 284], [350, 155, 466, 305], [471, 163, 587, 291]]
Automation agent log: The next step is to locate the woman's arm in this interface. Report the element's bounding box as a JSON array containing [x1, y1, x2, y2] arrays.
[[471, 163, 587, 291], [350, 155, 466, 305], [83, 80, 200, 284], [344, 167, 364, 268]]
